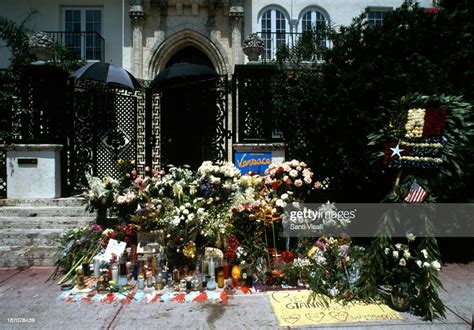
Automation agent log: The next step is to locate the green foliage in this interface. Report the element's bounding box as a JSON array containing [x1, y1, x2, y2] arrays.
[[55, 226, 103, 273], [0, 16, 34, 66], [50, 42, 86, 73], [272, 2, 473, 320], [273, 1, 474, 202], [0, 17, 34, 142], [0, 15, 86, 142], [368, 94, 474, 202]]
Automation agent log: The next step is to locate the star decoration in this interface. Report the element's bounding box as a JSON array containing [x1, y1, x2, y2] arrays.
[[390, 143, 404, 158]]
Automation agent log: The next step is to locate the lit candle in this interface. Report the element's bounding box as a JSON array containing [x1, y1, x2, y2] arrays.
[[217, 270, 224, 288], [111, 264, 119, 283]]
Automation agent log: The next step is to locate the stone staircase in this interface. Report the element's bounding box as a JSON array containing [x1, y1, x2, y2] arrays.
[[0, 198, 95, 267]]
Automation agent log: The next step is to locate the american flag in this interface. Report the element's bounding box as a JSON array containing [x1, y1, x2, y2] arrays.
[[404, 180, 428, 203]]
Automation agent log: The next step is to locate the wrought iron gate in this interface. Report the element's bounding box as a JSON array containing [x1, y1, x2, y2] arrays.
[[68, 80, 144, 192], [0, 68, 229, 198], [232, 64, 279, 144], [148, 76, 229, 168]]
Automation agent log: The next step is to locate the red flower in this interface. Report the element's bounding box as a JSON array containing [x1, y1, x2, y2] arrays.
[[286, 251, 295, 262], [272, 181, 280, 191], [285, 178, 292, 186], [423, 108, 446, 137], [276, 167, 284, 176], [425, 7, 439, 15], [125, 225, 135, 236]]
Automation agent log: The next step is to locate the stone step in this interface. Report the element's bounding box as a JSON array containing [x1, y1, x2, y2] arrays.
[[0, 197, 85, 207], [0, 216, 93, 230], [0, 228, 66, 247], [0, 245, 58, 267], [0, 206, 94, 217]]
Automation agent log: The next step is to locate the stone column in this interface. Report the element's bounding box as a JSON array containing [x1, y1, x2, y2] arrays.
[[229, 6, 244, 68], [129, 3, 145, 79]]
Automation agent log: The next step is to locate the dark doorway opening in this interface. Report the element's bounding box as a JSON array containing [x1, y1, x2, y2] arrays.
[[165, 46, 214, 69], [159, 47, 219, 169]]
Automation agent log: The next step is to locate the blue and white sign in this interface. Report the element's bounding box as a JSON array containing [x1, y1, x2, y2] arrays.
[[234, 152, 272, 175]]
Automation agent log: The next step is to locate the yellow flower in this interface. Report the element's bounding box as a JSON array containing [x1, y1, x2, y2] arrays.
[[183, 241, 196, 259], [307, 246, 317, 257]]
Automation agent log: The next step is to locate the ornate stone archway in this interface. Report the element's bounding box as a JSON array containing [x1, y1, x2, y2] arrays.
[[146, 29, 230, 79]]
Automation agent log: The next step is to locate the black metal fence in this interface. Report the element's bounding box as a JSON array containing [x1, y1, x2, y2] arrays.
[[256, 32, 330, 62], [232, 64, 281, 143], [0, 65, 142, 196], [0, 65, 229, 197], [0, 66, 70, 197]]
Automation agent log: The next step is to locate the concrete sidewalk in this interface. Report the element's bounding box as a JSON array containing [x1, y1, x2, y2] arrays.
[[0, 263, 472, 329]]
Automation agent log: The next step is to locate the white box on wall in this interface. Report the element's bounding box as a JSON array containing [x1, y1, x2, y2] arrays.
[[1, 144, 63, 199]]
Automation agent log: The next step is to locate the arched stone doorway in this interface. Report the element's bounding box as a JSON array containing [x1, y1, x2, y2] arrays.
[[147, 29, 230, 79], [158, 46, 227, 169]]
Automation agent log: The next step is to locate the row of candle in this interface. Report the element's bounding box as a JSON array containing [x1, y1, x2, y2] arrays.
[[75, 252, 249, 292]]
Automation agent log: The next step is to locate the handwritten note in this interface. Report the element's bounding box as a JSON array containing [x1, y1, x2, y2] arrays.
[[268, 290, 402, 327], [102, 239, 127, 261]]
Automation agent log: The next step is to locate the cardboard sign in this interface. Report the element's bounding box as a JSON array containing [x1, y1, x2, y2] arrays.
[[235, 152, 272, 175], [268, 290, 402, 327], [102, 239, 127, 261]]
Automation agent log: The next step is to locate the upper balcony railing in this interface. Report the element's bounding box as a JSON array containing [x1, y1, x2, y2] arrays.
[[256, 32, 331, 63], [45, 31, 105, 62]]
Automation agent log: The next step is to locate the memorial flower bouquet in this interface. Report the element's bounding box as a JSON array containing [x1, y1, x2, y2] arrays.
[[283, 257, 311, 285], [196, 161, 241, 203], [51, 224, 105, 284], [263, 160, 316, 217], [83, 174, 119, 212], [229, 190, 269, 265], [381, 235, 444, 314], [306, 236, 363, 300]]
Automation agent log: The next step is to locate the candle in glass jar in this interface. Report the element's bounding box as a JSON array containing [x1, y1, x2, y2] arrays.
[[202, 258, 208, 275], [93, 258, 101, 280], [111, 264, 119, 283], [179, 279, 186, 291], [172, 268, 180, 282], [138, 275, 145, 290], [208, 257, 215, 278], [217, 269, 224, 288], [146, 270, 153, 288], [76, 266, 85, 290]]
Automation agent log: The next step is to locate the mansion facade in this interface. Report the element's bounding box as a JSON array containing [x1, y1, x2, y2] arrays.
[[1, 0, 433, 76], [0, 0, 434, 196]]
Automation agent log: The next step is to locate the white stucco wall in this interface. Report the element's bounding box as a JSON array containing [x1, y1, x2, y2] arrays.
[[0, 0, 125, 69], [1, 0, 435, 71]]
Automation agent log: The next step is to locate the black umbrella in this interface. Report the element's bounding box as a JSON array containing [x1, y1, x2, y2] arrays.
[[150, 62, 218, 88], [70, 62, 140, 157], [70, 62, 141, 90]]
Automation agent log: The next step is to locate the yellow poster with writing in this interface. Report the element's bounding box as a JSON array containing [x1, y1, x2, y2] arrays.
[[268, 290, 402, 327]]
